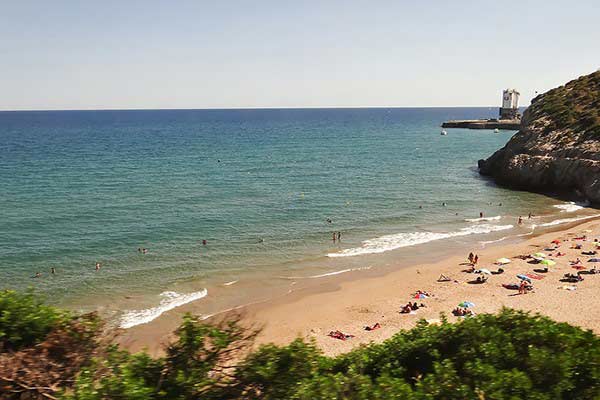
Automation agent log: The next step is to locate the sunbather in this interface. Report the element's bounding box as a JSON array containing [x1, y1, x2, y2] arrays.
[[364, 322, 381, 331]]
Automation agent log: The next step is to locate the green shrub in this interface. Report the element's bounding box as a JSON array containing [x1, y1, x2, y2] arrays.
[[0, 289, 67, 351]]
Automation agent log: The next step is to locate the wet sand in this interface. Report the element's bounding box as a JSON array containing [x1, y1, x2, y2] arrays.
[[118, 218, 600, 356]]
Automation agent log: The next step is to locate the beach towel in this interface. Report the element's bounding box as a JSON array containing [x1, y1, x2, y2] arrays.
[[525, 273, 545, 280], [558, 285, 577, 291], [588, 258, 600, 263]]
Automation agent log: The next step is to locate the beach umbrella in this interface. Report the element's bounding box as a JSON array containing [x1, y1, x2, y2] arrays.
[[517, 274, 532, 283], [477, 268, 492, 275], [533, 252, 546, 258], [496, 258, 511, 265], [540, 259, 556, 266], [458, 301, 475, 308]]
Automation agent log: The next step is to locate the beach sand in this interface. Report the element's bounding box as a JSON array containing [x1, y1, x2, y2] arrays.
[[118, 218, 600, 357]]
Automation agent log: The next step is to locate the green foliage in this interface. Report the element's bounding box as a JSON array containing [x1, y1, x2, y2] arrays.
[[531, 70, 600, 139], [3, 291, 598, 399], [63, 308, 600, 400], [0, 289, 67, 351]]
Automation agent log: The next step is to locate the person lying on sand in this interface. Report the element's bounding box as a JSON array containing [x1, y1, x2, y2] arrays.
[[555, 252, 566, 257], [328, 330, 354, 340], [364, 323, 381, 331], [400, 303, 413, 314], [452, 307, 473, 317], [571, 244, 583, 250], [582, 250, 597, 256], [462, 266, 475, 273], [474, 276, 487, 284], [562, 273, 584, 283]]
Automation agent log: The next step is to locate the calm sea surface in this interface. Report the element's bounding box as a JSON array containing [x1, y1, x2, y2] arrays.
[[0, 108, 591, 327]]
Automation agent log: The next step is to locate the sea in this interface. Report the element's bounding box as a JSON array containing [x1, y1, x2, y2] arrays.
[[1, 108, 596, 328]]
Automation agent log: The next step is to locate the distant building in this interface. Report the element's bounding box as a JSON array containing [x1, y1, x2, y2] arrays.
[[499, 89, 520, 119]]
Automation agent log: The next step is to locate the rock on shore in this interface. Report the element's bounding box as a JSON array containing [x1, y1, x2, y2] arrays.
[[478, 70, 600, 203]]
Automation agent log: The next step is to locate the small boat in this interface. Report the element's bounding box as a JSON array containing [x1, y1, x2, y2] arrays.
[[440, 130, 447, 136], [494, 128, 499, 133]]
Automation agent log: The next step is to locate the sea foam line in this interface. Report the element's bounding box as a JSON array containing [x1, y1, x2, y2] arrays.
[[553, 201, 589, 213], [540, 214, 600, 227], [465, 216, 502, 222], [328, 224, 514, 258], [120, 289, 208, 329], [479, 236, 509, 246], [280, 266, 372, 280]]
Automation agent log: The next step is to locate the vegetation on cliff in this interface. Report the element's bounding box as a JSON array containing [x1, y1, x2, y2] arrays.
[[1, 290, 599, 399], [532, 70, 600, 139], [479, 69, 600, 202]]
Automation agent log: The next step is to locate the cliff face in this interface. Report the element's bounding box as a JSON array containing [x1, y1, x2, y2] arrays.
[[478, 70, 600, 203]]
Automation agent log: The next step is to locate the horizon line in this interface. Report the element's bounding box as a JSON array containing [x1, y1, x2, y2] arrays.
[[0, 105, 520, 113]]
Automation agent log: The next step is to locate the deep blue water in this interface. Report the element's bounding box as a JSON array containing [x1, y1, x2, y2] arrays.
[[0, 108, 560, 325]]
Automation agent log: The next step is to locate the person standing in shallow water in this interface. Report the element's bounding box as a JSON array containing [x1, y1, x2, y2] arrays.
[[337, 232, 341, 241], [332, 232, 337, 242]]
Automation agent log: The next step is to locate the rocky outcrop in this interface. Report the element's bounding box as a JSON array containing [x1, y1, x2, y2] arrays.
[[478, 70, 600, 204]]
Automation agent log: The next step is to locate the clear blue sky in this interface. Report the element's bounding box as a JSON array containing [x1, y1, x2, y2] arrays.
[[1, 0, 599, 110]]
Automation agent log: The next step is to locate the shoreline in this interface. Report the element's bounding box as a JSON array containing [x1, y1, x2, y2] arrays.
[[117, 215, 600, 356]]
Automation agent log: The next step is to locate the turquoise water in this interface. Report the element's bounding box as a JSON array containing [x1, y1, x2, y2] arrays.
[[0, 108, 579, 326]]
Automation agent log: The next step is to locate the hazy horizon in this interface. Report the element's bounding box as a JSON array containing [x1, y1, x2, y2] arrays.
[[2, 1, 599, 111]]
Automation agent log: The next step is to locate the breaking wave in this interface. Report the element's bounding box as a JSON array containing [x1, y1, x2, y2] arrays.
[[328, 224, 514, 258], [120, 289, 208, 329]]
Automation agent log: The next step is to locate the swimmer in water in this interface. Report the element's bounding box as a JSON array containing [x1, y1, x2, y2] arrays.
[[442, 202, 447, 207], [518, 216, 523, 225], [95, 262, 101, 271], [34, 272, 41, 278], [480, 212, 483, 218], [51, 267, 55, 275], [202, 240, 207, 246]]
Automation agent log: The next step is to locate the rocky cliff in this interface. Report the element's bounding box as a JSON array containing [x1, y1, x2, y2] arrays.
[[478, 70, 600, 203]]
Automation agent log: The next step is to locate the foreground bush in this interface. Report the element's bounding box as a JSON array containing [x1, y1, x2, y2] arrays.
[[1, 290, 599, 399], [0, 290, 102, 399]]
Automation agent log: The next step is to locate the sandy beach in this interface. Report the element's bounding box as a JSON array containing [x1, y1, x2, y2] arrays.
[[118, 216, 600, 356]]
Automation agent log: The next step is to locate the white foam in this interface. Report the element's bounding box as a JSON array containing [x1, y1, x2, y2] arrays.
[[479, 236, 508, 246], [120, 289, 208, 329], [465, 216, 502, 222], [328, 224, 514, 258], [553, 201, 589, 213], [223, 280, 238, 286], [281, 266, 372, 279], [540, 214, 599, 227]]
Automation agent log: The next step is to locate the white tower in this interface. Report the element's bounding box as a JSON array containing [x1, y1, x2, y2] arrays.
[[499, 89, 520, 119]]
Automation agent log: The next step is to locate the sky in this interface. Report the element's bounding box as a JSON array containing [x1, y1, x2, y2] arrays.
[[1, 0, 599, 110]]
